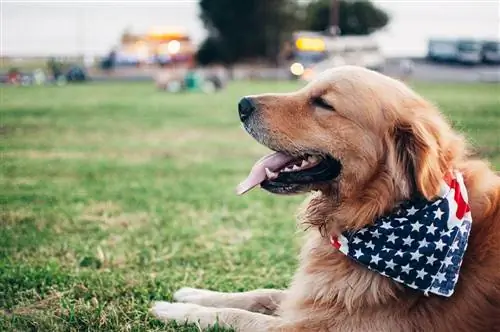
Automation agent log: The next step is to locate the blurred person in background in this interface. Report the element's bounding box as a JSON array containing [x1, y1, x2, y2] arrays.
[[47, 57, 63, 82], [399, 58, 414, 82]]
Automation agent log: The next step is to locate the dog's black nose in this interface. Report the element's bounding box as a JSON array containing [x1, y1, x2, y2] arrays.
[[238, 97, 256, 123]]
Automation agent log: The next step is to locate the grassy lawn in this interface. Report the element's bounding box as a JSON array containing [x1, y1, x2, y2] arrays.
[[1, 80, 499, 331]]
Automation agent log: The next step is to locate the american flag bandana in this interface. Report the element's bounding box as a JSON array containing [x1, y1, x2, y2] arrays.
[[330, 171, 472, 297]]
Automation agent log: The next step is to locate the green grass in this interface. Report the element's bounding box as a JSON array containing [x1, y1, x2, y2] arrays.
[[1, 80, 499, 331]]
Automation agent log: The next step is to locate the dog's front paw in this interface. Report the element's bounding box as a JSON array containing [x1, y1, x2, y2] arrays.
[[174, 287, 213, 303], [150, 301, 203, 324]]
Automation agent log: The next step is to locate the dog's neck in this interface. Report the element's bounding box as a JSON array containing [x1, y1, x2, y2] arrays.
[[294, 164, 417, 311]]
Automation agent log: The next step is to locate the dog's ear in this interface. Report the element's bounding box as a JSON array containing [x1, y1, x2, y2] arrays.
[[393, 112, 447, 200]]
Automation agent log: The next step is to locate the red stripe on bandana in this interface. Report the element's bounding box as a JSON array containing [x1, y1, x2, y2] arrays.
[[330, 235, 341, 249], [444, 175, 470, 220]]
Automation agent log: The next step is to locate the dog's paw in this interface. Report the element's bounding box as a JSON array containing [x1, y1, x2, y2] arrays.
[[174, 287, 213, 303], [150, 301, 203, 324]]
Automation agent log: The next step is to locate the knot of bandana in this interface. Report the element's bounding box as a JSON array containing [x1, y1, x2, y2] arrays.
[[330, 171, 472, 297]]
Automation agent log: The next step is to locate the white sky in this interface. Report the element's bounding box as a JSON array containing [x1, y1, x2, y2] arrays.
[[1, 0, 499, 57]]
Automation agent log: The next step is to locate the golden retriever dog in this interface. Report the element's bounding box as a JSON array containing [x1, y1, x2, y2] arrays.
[[152, 66, 500, 331]]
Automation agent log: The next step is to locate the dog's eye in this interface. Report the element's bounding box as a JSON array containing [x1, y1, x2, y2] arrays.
[[311, 96, 335, 112]]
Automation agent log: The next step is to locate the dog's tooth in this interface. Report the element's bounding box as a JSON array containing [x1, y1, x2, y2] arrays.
[[265, 168, 278, 179], [301, 160, 309, 167], [308, 156, 318, 163], [292, 165, 300, 171], [283, 167, 292, 172]]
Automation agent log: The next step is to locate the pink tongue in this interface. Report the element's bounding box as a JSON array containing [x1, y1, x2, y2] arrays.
[[236, 152, 295, 195]]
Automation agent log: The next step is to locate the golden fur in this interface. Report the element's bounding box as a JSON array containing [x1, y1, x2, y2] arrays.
[[152, 66, 500, 331]]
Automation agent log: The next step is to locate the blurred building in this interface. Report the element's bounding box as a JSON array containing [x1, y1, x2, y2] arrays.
[[107, 27, 195, 67]]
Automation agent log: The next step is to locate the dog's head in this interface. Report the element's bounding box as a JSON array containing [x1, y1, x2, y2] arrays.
[[237, 66, 465, 220]]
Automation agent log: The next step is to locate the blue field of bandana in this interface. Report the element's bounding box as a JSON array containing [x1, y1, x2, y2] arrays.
[[341, 196, 471, 297]]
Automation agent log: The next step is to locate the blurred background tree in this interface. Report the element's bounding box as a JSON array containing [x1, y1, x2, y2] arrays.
[[304, 0, 389, 35], [196, 0, 301, 66], [196, 36, 228, 66]]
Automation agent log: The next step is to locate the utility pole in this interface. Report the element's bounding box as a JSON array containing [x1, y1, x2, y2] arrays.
[[329, 0, 339, 36], [76, 8, 85, 62]]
